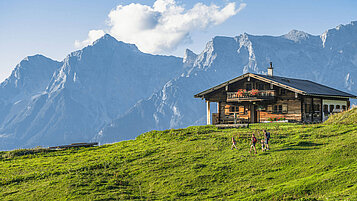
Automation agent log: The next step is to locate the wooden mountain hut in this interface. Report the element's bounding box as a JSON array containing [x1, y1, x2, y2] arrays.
[[194, 63, 357, 124]]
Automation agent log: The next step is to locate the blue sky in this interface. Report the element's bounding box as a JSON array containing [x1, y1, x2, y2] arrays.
[[0, 0, 357, 82]]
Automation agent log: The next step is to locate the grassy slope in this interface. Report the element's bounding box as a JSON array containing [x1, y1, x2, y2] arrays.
[[325, 107, 357, 125], [1, 122, 357, 200]]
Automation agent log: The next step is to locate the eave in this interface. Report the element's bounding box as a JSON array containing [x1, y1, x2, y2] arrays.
[[194, 73, 305, 98], [194, 73, 357, 100]]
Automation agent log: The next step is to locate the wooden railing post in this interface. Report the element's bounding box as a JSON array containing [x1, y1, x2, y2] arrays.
[[206, 100, 211, 125]]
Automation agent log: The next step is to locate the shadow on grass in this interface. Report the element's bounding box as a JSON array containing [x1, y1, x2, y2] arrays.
[[275, 147, 314, 152], [293, 141, 323, 147], [275, 141, 324, 152]]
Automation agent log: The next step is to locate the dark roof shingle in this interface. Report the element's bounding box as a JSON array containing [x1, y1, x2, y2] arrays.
[[194, 73, 356, 98], [255, 74, 356, 98]]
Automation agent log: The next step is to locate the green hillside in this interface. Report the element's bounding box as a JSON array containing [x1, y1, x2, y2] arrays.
[[325, 107, 357, 125], [1, 121, 357, 200]]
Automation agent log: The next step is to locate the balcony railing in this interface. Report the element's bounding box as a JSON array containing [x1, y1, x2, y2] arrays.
[[227, 90, 276, 102]]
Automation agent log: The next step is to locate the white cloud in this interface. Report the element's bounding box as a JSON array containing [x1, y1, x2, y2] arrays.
[[76, 0, 246, 53], [74, 30, 105, 48]]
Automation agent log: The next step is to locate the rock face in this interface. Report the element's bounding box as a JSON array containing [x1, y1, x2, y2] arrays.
[[0, 55, 62, 149], [95, 21, 357, 144], [0, 35, 184, 150], [1, 22, 357, 150]]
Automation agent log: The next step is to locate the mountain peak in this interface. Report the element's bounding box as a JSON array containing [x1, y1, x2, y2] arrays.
[[24, 54, 48, 61], [320, 20, 357, 48], [91, 34, 139, 52], [211, 36, 237, 49], [183, 49, 197, 65], [282, 29, 311, 42], [93, 34, 117, 45], [18, 54, 60, 69], [335, 20, 357, 30], [0, 54, 61, 100]]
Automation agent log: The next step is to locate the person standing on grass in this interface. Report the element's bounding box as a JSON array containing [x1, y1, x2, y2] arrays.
[[249, 133, 257, 154], [260, 139, 265, 151], [263, 130, 271, 150], [231, 136, 238, 150]]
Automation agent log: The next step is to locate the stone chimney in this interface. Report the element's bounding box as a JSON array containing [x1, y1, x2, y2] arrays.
[[268, 62, 273, 77]]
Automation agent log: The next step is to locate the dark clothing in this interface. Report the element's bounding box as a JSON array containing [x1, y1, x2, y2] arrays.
[[251, 136, 257, 146], [265, 132, 271, 140], [264, 132, 270, 144]]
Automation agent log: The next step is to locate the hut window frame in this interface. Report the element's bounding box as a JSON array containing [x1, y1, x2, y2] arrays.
[[305, 104, 312, 113], [314, 104, 320, 112], [282, 104, 288, 113], [323, 104, 328, 113], [238, 106, 247, 115], [245, 83, 252, 91], [329, 105, 334, 113], [342, 105, 346, 111], [273, 105, 278, 114], [258, 83, 265, 90], [279, 88, 287, 95], [272, 104, 285, 114]]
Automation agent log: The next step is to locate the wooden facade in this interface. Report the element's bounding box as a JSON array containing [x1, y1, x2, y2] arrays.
[[195, 72, 355, 124]]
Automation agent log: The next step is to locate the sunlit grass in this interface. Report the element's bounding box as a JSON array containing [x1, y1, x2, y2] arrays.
[[1, 122, 356, 200]]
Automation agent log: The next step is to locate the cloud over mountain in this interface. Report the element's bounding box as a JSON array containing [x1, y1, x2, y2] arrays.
[[74, 30, 105, 48], [75, 0, 246, 53]]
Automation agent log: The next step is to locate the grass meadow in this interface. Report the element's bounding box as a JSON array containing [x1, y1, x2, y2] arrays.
[[1, 109, 357, 200]]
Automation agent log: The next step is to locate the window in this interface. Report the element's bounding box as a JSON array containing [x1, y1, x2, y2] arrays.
[[258, 83, 265, 90], [229, 106, 238, 113], [278, 105, 283, 113], [273, 105, 278, 113], [239, 106, 246, 114], [229, 106, 234, 113], [246, 83, 252, 91], [342, 105, 346, 111], [314, 104, 320, 112], [279, 88, 286, 95], [272, 104, 285, 114], [225, 105, 230, 115], [330, 105, 334, 113], [336, 105, 340, 109], [229, 106, 246, 114], [305, 104, 312, 113], [323, 105, 328, 113], [282, 104, 288, 113]]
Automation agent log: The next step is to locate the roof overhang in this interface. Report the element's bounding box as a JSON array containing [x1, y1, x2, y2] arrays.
[[194, 73, 357, 100], [194, 73, 250, 98], [305, 94, 357, 99], [194, 73, 306, 98]]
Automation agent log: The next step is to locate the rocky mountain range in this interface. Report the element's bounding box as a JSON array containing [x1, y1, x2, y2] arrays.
[[0, 35, 184, 150], [1, 21, 357, 150]]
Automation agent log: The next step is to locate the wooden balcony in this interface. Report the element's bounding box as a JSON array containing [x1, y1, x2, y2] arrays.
[[227, 90, 276, 102]]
